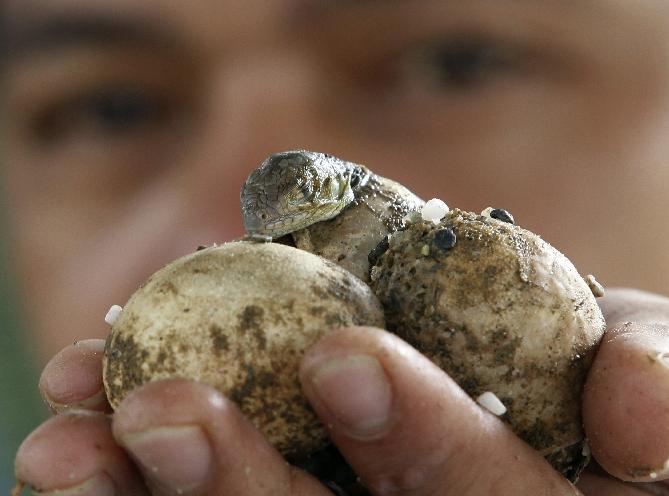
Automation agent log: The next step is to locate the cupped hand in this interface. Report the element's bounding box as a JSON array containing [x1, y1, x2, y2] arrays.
[[14, 288, 669, 495]]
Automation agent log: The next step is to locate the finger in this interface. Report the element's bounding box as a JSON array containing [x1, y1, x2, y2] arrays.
[[583, 321, 669, 482], [112, 378, 332, 496], [300, 326, 581, 496], [577, 472, 669, 495], [14, 410, 147, 495], [598, 288, 669, 325], [584, 289, 669, 482], [39, 339, 111, 413]]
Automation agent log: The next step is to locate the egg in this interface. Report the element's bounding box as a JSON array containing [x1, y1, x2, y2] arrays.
[[103, 240, 385, 457], [369, 208, 607, 481]]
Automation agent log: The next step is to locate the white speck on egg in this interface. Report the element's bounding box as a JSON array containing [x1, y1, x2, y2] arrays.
[[476, 391, 507, 416], [105, 305, 123, 325], [421, 199, 449, 223]]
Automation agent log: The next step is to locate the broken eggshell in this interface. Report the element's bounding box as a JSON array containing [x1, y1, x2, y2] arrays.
[[290, 174, 424, 282], [369, 209, 607, 482], [103, 241, 385, 457]]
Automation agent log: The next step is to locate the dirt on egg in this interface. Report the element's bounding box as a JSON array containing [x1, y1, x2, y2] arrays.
[[369, 208, 607, 481], [103, 241, 385, 457]]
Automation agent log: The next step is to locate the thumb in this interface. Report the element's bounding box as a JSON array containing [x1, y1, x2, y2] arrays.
[[300, 327, 581, 496]]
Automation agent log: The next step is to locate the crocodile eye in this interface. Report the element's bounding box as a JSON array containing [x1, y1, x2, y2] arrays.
[[350, 174, 361, 188], [298, 182, 313, 200], [260, 213, 268, 220]]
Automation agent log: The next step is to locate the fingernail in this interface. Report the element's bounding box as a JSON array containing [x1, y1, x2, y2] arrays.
[[631, 458, 669, 482], [43, 389, 108, 414], [32, 473, 115, 495], [40, 341, 106, 413], [121, 425, 212, 492], [305, 354, 392, 439]]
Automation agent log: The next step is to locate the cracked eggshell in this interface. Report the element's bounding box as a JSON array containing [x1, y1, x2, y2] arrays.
[[290, 174, 424, 282], [369, 209, 606, 482], [103, 241, 385, 457]]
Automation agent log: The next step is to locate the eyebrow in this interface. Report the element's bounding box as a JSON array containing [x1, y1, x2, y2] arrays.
[[4, 14, 181, 59]]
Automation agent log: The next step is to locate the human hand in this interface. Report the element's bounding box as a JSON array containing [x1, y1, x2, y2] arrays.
[[14, 288, 669, 495]]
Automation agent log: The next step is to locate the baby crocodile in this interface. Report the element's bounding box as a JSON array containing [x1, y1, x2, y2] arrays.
[[241, 150, 371, 238]]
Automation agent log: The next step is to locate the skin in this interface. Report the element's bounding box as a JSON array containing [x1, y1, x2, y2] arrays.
[[5, 0, 669, 494]]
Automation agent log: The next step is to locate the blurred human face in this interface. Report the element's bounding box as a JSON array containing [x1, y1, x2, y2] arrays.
[[6, 0, 669, 362]]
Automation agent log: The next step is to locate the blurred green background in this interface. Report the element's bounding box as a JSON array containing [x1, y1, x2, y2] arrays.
[[0, 214, 47, 492]]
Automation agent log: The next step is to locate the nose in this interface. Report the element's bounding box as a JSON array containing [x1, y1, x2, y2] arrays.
[[158, 47, 327, 244], [208, 50, 324, 157], [173, 50, 325, 243]]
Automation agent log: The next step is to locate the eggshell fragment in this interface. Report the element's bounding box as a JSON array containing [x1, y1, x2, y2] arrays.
[[290, 175, 423, 282]]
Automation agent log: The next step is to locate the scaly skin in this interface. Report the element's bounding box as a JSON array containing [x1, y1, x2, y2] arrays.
[[241, 150, 371, 238]]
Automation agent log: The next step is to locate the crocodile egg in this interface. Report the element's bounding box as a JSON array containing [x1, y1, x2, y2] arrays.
[[103, 241, 385, 457], [369, 209, 606, 482]]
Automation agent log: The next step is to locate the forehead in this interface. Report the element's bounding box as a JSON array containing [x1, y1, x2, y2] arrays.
[[6, 0, 304, 53]]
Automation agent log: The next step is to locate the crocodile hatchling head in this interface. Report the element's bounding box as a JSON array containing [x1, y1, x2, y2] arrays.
[[240, 150, 362, 238]]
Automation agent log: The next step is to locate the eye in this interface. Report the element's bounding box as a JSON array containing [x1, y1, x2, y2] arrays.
[[260, 213, 268, 220], [298, 181, 314, 200], [407, 38, 527, 90], [30, 85, 171, 144], [350, 174, 361, 188]]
